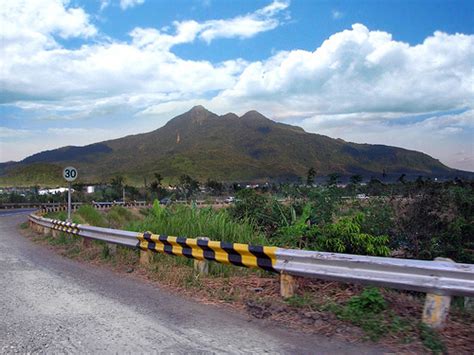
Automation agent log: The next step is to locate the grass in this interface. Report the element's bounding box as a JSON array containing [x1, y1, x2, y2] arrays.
[[128, 201, 267, 245], [76, 205, 106, 227]]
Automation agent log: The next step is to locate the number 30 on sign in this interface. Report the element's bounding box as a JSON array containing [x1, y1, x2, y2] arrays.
[[63, 167, 78, 182]]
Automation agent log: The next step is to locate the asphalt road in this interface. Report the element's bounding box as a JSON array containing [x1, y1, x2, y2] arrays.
[[0, 212, 387, 354]]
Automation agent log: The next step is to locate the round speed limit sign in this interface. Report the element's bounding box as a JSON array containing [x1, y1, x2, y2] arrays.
[[63, 166, 78, 182]]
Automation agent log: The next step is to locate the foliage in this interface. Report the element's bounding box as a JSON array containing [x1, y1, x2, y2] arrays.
[[276, 211, 391, 256], [176, 174, 200, 199], [77, 204, 106, 227], [418, 323, 446, 354], [229, 189, 292, 235], [205, 179, 224, 195], [326, 173, 341, 186], [129, 200, 267, 246], [106, 205, 134, 229], [306, 167, 316, 186], [394, 183, 474, 263], [331, 287, 388, 341]]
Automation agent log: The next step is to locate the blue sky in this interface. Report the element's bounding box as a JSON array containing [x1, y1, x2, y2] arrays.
[[1, 0, 473, 170]]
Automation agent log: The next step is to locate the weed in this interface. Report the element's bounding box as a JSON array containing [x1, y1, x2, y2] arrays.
[[20, 222, 28, 229], [101, 244, 110, 260], [285, 293, 318, 308], [49, 232, 77, 246], [418, 323, 446, 354], [77, 205, 106, 227], [331, 287, 389, 341]]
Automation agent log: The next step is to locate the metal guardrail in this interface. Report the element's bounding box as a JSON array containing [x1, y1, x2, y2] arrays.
[[275, 249, 474, 297], [28, 212, 474, 297], [1, 200, 233, 210], [0, 201, 150, 210]]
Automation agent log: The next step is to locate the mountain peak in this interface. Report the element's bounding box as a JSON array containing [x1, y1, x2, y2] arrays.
[[189, 105, 209, 113], [240, 110, 269, 121], [171, 105, 218, 124]]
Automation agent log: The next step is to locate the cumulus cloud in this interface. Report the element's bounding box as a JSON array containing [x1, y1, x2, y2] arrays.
[[129, 0, 289, 50], [0, 1, 473, 170], [218, 24, 473, 117]]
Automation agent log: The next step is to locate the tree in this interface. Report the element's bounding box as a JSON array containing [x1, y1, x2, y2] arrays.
[[178, 174, 200, 199], [205, 179, 223, 195], [306, 167, 316, 186], [149, 173, 166, 199], [327, 173, 341, 187], [110, 175, 124, 200], [350, 174, 363, 185], [398, 173, 406, 185]]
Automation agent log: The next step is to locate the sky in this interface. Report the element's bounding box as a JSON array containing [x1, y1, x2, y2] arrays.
[[1, 0, 473, 171]]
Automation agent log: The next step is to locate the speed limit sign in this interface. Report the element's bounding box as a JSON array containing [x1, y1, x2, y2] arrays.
[[63, 166, 78, 182]]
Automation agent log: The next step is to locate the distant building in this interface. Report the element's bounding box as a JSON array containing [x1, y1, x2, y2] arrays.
[[86, 185, 95, 194], [38, 187, 71, 195]]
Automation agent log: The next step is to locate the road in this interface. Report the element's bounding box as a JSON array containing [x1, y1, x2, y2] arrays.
[[0, 212, 387, 354]]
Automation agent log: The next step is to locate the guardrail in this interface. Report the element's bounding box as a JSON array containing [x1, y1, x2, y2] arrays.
[[1, 199, 233, 210], [0, 201, 150, 210], [28, 212, 474, 329]]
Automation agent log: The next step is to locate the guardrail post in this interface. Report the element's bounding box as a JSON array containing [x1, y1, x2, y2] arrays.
[[43, 226, 51, 236], [194, 237, 209, 276], [422, 257, 453, 329], [107, 242, 117, 256], [139, 248, 152, 265], [280, 272, 297, 298], [81, 224, 92, 248], [52, 229, 60, 238]]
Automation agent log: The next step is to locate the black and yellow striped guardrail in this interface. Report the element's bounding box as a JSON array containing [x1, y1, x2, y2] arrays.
[[137, 232, 277, 272], [51, 219, 80, 235]]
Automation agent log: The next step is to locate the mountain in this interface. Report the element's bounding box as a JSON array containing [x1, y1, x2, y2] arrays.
[[0, 106, 467, 186]]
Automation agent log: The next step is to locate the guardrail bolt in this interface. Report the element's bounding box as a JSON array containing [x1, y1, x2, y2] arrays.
[[280, 272, 297, 298], [194, 237, 209, 276], [422, 257, 454, 329]]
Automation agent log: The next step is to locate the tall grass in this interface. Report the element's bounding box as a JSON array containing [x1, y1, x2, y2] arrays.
[[128, 200, 267, 245], [106, 205, 134, 229], [76, 205, 106, 227]]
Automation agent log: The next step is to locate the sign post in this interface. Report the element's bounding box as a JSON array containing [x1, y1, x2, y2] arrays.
[[63, 166, 78, 222]]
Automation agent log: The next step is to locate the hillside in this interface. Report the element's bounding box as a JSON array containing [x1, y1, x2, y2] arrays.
[[0, 106, 463, 186]]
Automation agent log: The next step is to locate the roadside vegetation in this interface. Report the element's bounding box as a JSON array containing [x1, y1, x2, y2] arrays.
[[17, 173, 474, 353]]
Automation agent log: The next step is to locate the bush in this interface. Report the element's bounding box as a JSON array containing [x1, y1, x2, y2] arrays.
[[106, 205, 134, 228], [77, 205, 106, 227], [276, 211, 391, 256]]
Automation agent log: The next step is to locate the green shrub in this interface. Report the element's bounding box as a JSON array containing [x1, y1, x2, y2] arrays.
[[106, 205, 134, 228], [332, 287, 388, 340], [77, 205, 106, 227], [276, 211, 390, 256]]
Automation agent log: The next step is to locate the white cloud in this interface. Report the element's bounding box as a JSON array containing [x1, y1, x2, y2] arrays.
[[129, 0, 289, 49], [218, 24, 473, 117], [99, 0, 111, 11], [0, 1, 473, 170], [0, 127, 32, 139], [0, 0, 96, 43], [120, 0, 145, 10]]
